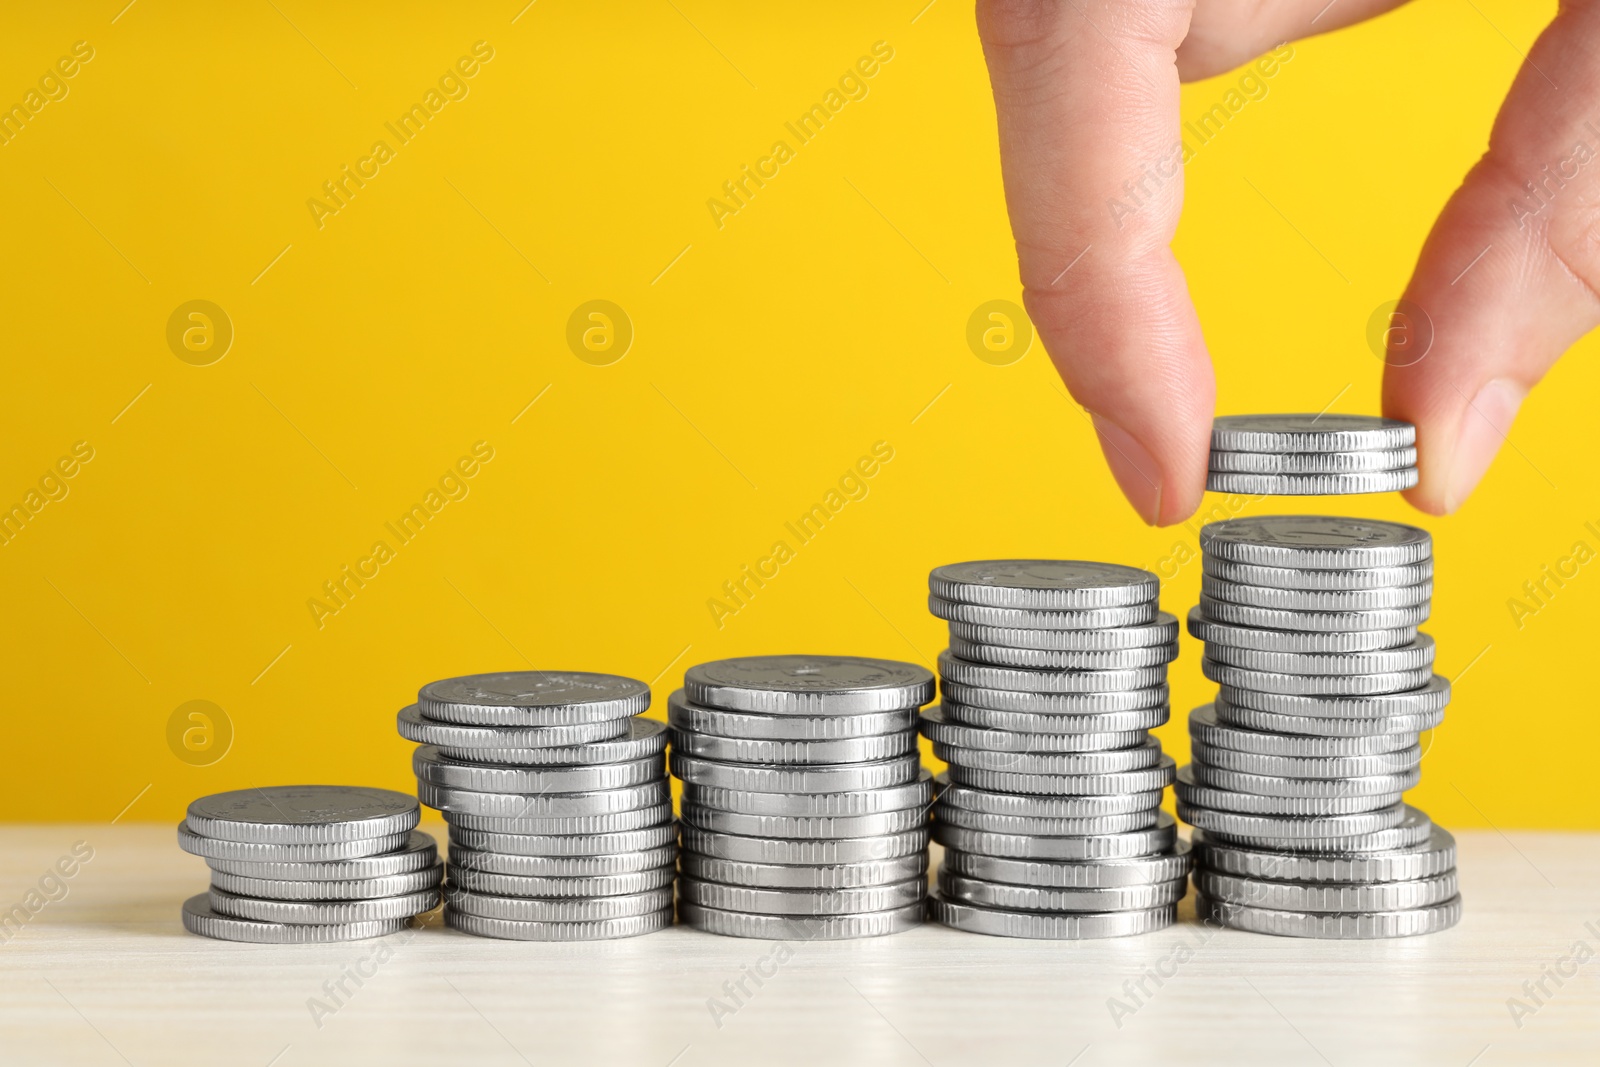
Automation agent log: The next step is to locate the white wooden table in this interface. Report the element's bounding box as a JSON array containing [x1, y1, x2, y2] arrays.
[[2, 823, 1594, 1066]]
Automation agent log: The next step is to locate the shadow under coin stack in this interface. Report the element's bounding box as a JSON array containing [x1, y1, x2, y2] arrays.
[[179, 786, 441, 943], [400, 671, 675, 940], [670, 655, 935, 939], [922, 561, 1189, 939], [1184, 414, 1460, 938]]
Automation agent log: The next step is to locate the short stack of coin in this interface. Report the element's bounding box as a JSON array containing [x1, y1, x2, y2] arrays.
[[1182, 503, 1461, 937], [669, 655, 935, 939], [399, 671, 675, 940], [179, 785, 442, 943], [922, 561, 1190, 939], [1206, 414, 1418, 496]]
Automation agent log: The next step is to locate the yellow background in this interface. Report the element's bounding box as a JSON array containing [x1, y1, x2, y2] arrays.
[[1, 1, 1589, 828]]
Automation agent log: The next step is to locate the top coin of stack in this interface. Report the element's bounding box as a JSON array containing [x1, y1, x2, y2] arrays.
[[923, 561, 1190, 940], [398, 671, 676, 941], [669, 655, 935, 940], [1207, 415, 1418, 495], [179, 785, 442, 943]]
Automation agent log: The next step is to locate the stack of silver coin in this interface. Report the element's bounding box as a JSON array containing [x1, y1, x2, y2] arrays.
[[179, 785, 441, 943], [669, 655, 935, 940], [1207, 414, 1419, 495], [1182, 418, 1460, 938], [922, 561, 1190, 939], [399, 671, 675, 940]]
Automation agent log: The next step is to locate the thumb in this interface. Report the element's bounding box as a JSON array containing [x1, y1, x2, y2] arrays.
[[1385, 4, 1600, 514]]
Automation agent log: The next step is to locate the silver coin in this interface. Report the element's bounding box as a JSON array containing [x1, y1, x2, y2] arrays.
[[678, 852, 928, 890], [178, 824, 410, 862], [419, 671, 649, 725], [928, 893, 1176, 939], [1204, 636, 1435, 676], [416, 779, 668, 819], [935, 805, 1160, 836], [928, 560, 1159, 610], [932, 815, 1177, 861], [443, 803, 674, 835], [204, 830, 438, 881], [447, 822, 676, 857], [941, 682, 1168, 714], [1190, 824, 1454, 881], [1208, 447, 1417, 474], [930, 597, 1159, 630], [1189, 705, 1418, 757], [1177, 766, 1403, 812], [669, 726, 918, 765], [428, 720, 668, 766], [210, 864, 443, 901], [1187, 608, 1416, 653], [446, 862, 677, 898], [446, 906, 673, 941], [1199, 594, 1431, 633], [935, 775, 1163, 818], [1202, 557, 1432, 591], [1196, 893, 1461, 938], [943, 756, 1176, 797], [1192, 739, 1422, 779], [678, 900, 921, 940], [446, 885, 673, 922], [678, 875, 925, 916], [396, 704, 630, 749], [1201, 575, 1432, 612], [941, 841, 1191, 888], [920, 705, 1146, 752], [938, 653, 1167, 694], [947, 636, 1178, 671], [681, 771, 933, 818], [1217, 675, 1451, 717], [1177, 799, 1406, 840], [1202, 810, 1434, 853], [932, 737, 1164, 775], [678, 825, 929, 865], [683, 656, 934, 715], [1200, 516, 1431, 570], [939, 869, 1185, 912], [446, 843, 677, 878], [1210, 414, 1415, 452], [1205, 469, 1418, 495], [941, 701, 1170, 735], [181, 894, 410, 944], [185, 786, 418, 844], [668, 691, 917, 740], [678, 804, 927, 840], [209, 885, 439, 924], [1212, 702, 1445, 738], [413, 747, 664, 792], [669, 752, 921, 794], [1195, 868, 1458, 912], [1203, 660, 1434, 697], [949, 614, 1179, 651], [1188, 762, 1418, 800]]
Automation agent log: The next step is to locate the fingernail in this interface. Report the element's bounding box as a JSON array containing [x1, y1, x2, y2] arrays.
[[1444, 377, 1525, 512], [1091, 413, 1164, 525]]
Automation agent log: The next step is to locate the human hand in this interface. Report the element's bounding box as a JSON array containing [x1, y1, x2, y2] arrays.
[[976, 0, 1595, 522]]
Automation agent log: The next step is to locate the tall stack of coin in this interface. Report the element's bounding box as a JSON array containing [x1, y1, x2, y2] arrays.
[[1183, 414, 1461, 938], [921, 562, 1189, 939], [670, 655, 935, 939], [399, 671, 675, 940], [179, 785, 442, 943]]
